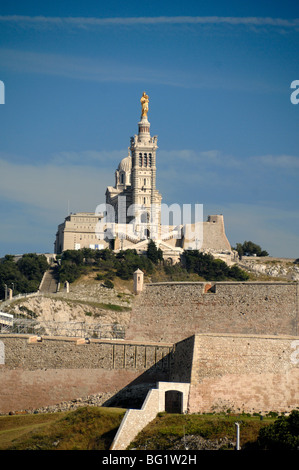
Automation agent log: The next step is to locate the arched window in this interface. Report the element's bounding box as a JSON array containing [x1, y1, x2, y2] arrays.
[[139, 153, 142, 166], [144, 153, 147, 167], [149, 153, 152, 167]]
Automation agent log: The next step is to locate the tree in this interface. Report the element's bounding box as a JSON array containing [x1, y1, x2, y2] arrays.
[[146, 240, 163, 264], [257, 410, 299, 450], [183, 250, 249, 281], [233, 241, 269, 257], [0, 253, 49, 299], [17, 253, 49, 281]]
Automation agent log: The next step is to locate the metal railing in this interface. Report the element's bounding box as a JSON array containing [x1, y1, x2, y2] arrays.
[[1, 319, 125, 340]]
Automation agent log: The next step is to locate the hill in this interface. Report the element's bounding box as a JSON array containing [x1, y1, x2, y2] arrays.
[[0, 406, 125, 450], [2, 406, 294, 451]]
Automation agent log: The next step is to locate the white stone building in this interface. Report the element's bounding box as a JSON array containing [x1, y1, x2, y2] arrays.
[[55, 93, 233, 264]]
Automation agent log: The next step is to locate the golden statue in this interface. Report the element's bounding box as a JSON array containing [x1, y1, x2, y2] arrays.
[[140, 91, 149, 118]]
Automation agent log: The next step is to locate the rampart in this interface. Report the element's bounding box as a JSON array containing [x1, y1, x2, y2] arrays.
[[185, 333, 299, 414], [1, 281, 298, 419], [1, 331, 298, 417], [0, 335, 173, 414], [126, 281, 299, 343]]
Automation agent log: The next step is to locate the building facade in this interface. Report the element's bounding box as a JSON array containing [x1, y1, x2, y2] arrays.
[[55, 93, 233, 264]]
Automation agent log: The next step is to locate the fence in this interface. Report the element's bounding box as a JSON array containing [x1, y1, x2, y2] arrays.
[[1, 318, 125, 339]]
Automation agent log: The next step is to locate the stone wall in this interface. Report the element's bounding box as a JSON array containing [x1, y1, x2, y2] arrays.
[[1, 332, 298, 416], [187, 333, 299, 414], [126, 282, 299, 343], [0, 335, 173, 414]]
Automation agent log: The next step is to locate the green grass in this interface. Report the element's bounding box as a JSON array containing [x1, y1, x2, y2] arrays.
[[127, 412, 276, 450], [0, 409, 282, 451], [57, 297, 131, 312], [0, 407, 126, 450]]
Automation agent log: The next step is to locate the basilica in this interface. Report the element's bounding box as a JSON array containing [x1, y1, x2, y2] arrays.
[[55, 93, 233, 264]]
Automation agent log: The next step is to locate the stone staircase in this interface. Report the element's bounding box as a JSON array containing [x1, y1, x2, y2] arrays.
[[39, 268, 58, 294]]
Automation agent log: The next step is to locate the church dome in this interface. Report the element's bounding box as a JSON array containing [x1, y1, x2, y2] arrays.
[[118, 154, 132, 172]]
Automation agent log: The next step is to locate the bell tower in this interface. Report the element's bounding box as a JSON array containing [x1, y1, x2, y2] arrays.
[[129, 92, 162, 239]]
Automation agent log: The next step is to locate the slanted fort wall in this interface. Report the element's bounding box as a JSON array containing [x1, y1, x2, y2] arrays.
[[125, 281, 299, 343], [176, 334, 299, 414], [0, 281, 298, 415], [1, 332, 298, 415], [0, 336, 173, 414]]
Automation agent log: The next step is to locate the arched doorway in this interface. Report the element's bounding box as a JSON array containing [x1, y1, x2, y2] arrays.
[[165, 390, 183, 413]]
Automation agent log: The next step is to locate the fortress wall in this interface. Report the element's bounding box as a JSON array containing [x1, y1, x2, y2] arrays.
[[187, 334, 299, 414], [182, 215, 231, 251], [126, 282, 298, 343], [202, 216, 231, 251], [169, 335, 195, 383], [0, 333, 297, 415], [0, 335, 173, 414]]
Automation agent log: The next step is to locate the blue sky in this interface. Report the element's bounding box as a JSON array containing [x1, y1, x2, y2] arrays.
[[0, 1, 298, 258]]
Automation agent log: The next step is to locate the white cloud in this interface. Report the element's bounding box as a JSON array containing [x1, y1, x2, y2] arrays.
[[252, 154, 299, 169], [211, 202, 299, 258], [0, 48, 192, 88], [0, 15, 298, 29], [50, 150, 127, 166], [0, 158, 110, 217]]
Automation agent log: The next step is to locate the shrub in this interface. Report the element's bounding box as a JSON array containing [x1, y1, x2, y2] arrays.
[[257, 410, 299, 450], [103, 279, 114, 289]]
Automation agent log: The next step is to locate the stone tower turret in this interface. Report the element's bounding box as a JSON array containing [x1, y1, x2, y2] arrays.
[[129, 93, 162, 238]]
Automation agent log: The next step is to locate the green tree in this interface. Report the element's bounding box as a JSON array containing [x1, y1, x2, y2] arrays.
[[17, 253, 48, 281], [0, 253, 49, 299], [233, 241, 269, 257], [146, 240, 163, 264], [257, 410, 299, 450], [183, 250, 249, 281]]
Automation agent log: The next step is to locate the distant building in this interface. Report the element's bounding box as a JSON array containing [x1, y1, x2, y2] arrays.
[[55, 93, 233, 264]]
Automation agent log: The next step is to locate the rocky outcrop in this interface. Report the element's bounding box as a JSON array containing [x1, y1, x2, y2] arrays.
[[238, 257, 299, 281], [3, 392, 114, 416], [2, 275, 133, 337]]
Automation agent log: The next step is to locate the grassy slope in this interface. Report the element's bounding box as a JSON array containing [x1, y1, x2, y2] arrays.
[[0, 407, 276, 451], [0, 407, 126, 450], [128, 412, 276, 450]]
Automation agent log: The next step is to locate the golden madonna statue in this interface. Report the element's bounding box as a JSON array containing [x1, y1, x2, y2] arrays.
[[140, 92, 149, 118]]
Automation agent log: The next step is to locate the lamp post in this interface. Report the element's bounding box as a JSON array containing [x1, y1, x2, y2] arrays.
[[235, 422, 241, 450]]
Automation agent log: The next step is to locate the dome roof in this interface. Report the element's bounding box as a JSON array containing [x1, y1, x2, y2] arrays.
[[118, 154, 132, 172]]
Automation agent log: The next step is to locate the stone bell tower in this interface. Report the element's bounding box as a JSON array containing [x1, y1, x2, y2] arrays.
[[129, 92, 162, 239]]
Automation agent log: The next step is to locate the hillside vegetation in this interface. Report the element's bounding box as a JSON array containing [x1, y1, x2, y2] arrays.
[[1, 408, 298, 451], [55, 244, 249, 288], [0, 407, 125, 450], [129, 410, 299, 451], [0, 254, 49, 300]]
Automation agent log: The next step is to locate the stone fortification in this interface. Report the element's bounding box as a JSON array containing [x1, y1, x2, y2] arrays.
[[126, 281, 299, 343], [0, 335, 172, 414], [0, 331, 298, 417], [185, 334, 299, 414]]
